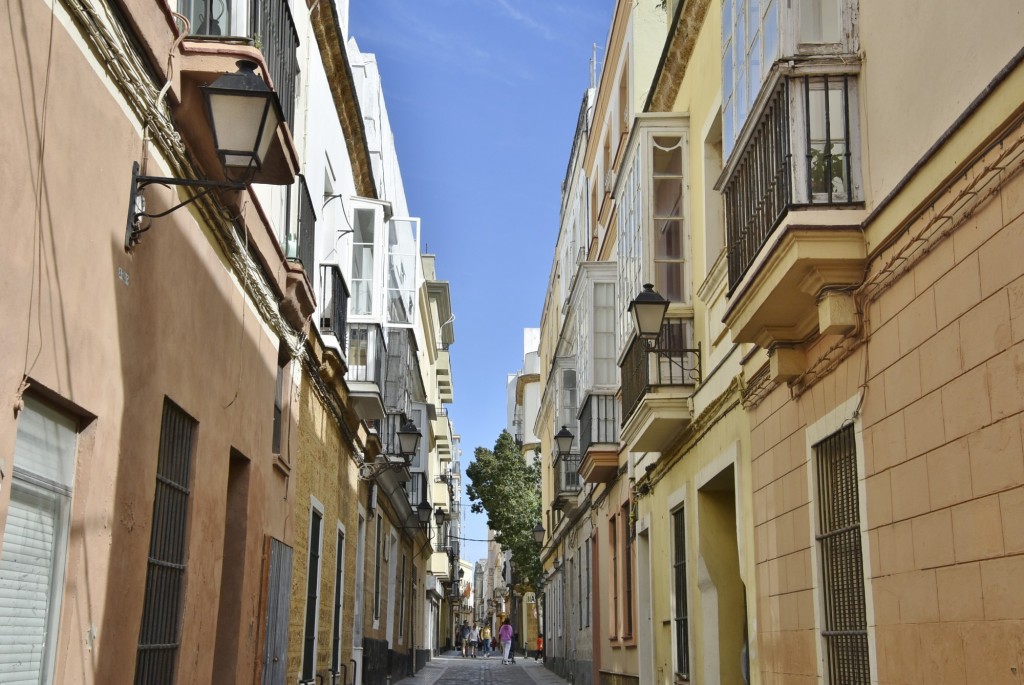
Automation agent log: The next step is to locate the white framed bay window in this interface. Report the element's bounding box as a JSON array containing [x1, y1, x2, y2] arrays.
[[615, 115, 690, 355], [0, 396, 79, 684], [722, 0, 859, 157]]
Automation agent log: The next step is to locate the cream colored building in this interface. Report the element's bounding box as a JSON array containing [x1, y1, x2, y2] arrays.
[[536, 1, 1024, 685]]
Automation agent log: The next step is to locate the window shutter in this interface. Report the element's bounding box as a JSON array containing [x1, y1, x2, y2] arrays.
[[0, 484, 62, 681], [0, 397, 77, 684]]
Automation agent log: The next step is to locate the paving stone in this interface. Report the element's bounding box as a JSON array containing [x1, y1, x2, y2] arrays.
[[393, 651, 572, 685]]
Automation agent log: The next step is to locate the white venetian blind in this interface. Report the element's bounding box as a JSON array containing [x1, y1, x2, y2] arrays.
[[0, 396, 77, 684]]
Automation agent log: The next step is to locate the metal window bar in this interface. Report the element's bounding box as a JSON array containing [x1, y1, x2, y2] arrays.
[[302, 510, 322, 681], [578, 393, 618, 456], [331, 531, 344, 673], [250, 0, 299, 124], [620, 318, 701, 426], [815, 425, 870, 684], [555, 453, 582, 494], [672, 509, 689, 678], [294, 175, 317, 276], [725, 80, 792, 291], [135, 399, 197, 685], [803, 74, 854, 204], [319, 264, 350, 351], [623, 508, 633, 638]]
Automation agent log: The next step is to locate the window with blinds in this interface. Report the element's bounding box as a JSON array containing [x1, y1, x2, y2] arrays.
[[135, 398, 197, 685], [815, 424, 870, 684], [0, 396, 78, 685]]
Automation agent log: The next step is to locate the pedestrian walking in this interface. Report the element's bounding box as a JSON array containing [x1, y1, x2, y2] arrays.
[[498, 618, 514, 664], [480, 625, 492, 657], [460, 621, 471, 657], [535, 633, 544, 661], [468, 623, 480, 658]]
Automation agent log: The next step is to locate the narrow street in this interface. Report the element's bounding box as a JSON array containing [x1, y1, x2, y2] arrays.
[[395, 653, 570, 685]]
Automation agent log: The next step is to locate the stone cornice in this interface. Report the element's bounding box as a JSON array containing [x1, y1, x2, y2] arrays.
[[310, 1, 377, 199], [646, 0, 711, 113]]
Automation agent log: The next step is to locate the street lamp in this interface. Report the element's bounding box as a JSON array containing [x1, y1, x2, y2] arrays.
[[532, 522, 546, 546], [554, 425, 574, 456], [629, 283, 670, 341], [416, 499, 433, 526], [356, 418, 422, 480], [126, 60, 284, 250], [434, 506, 447, 528], [397, 418, 422, 459]]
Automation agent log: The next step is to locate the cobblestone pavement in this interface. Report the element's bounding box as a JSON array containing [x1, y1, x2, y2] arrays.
[[393, 651, 570, 685]]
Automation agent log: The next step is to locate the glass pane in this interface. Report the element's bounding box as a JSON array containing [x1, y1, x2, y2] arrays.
[[800, 0, 841, 43], [389, 219, 417, 251], [723, 45, 734, 102], [722, 0, 732, 46], [652, 139, 683, 176], [736, 1, 745, 72], [807, 81, 848, 199], [352, 246, 374, 280], [829, 86, 847, 140], [656, 220, 684, 259], [747, 0, 759, 49], [656, 262, 686, 302], [764, 0, 779, 63], [748, 33, 761, 106], [653, 180, 683, 218], [388, 291, 413, 324], [352, 282, 372, 315], [354, 208, 375, 242], [388, 254, 416, 290]]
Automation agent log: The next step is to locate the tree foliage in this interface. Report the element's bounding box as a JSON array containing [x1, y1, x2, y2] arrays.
[[465, 430, 542, 588]]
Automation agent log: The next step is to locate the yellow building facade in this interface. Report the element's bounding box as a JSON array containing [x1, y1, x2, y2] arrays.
[[538, 0, 1024, 684]]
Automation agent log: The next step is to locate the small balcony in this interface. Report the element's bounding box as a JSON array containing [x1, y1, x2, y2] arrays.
[[723, 75, 867, 351], [578, 393, 619, 484], [346, 322, 386, 421], [620, 318, 700, 452], [318, 264, 350, 354], [179, 0, 299, 124], [552, 453, 581, 511]]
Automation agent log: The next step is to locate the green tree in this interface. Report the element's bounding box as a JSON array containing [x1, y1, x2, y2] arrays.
[[465, 430, 542, 588]]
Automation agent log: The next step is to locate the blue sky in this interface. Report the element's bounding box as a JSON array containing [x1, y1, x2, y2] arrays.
[[350, 0, 615, 566]]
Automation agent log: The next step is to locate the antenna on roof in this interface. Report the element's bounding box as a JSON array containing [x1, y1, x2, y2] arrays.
[[590, 43, 597, 90]]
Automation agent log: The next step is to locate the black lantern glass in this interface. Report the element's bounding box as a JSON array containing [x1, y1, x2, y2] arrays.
[[554, 425, 574, 456], [396, 419, 421, 457], [416, 499, 432, 526], [201, 60, 283, 172], [629, 283, 670, 340], [533, 522, 545, 545], [434, 506, 446, 527]]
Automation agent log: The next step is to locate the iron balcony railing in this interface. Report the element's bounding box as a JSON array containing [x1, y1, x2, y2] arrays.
[[725, 81, 792, 292], [181, 0, 299, 124], [403, 471, 427, 508], [294, 175, 316, 276], [725, 75, 857, 292], [346, 322, 386, 385], [554, 452, 582, 497], [579, 393, 618, 456], [252, 0, 298, 123], [318, 264, 349, 351], [620, 318, 701, 426]]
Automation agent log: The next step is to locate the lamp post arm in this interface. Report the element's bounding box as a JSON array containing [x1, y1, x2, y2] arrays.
[[125, 162, 247, 251]]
